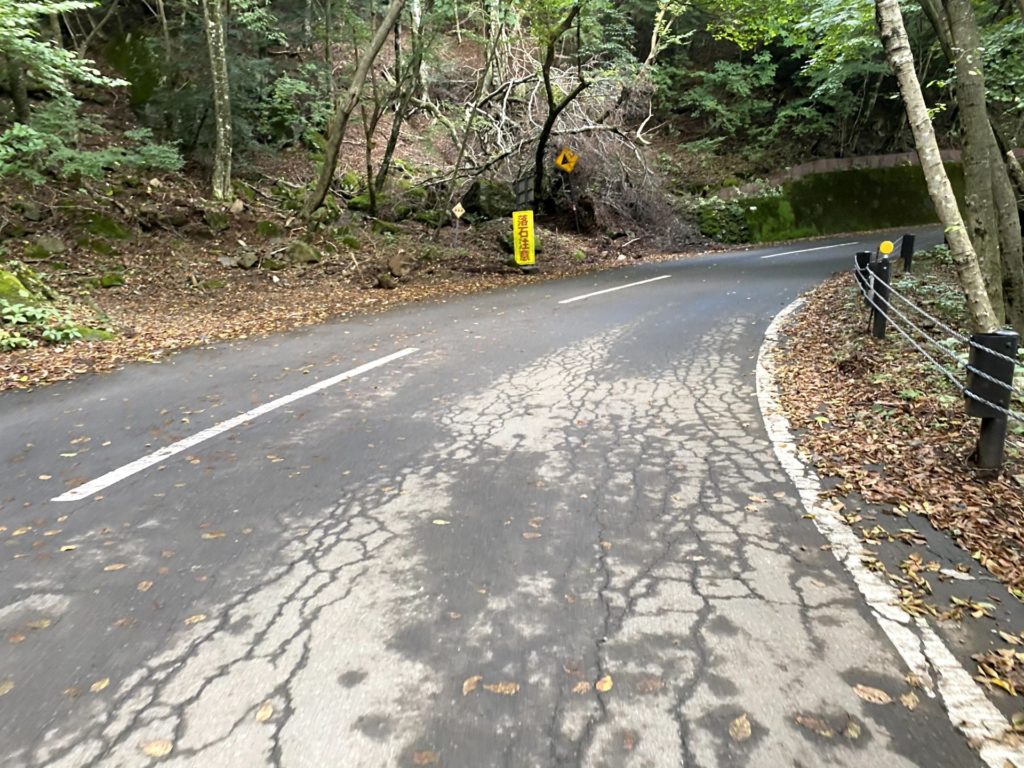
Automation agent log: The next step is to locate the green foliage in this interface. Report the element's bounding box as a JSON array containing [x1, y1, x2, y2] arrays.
[[0, 0, 125, 100], [665, 52, 777, 137], [256, 67, 333, 147], [0, 298, 82, 350], [981, 16, 1024, 118], [0, 102, 182, 184]]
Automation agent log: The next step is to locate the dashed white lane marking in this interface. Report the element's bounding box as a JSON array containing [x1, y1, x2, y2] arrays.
[[757, 300, 1021, 768], [558, 275, 671, 305], [759, 241, 859, 260], [52, 347, 420, 503]]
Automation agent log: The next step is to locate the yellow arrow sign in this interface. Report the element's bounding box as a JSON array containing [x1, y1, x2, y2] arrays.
[[555, 147, 579, 173]]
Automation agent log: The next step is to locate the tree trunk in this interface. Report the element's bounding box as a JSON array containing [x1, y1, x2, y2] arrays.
[[946, 0, 1004, 321], [994, 140, 1024, 333], [5, 55, 30, 124], [201, 0, 233, 201], [532, 4, 586, 206], [49, 14, 63, 48], [875, 0, 998, 332], [302, 0, 407, 219]]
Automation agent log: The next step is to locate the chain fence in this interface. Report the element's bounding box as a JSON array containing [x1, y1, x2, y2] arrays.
[[852, 240, 1024, 466]]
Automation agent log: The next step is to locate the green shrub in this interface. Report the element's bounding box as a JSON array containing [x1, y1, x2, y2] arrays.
[[0, 298, 83, 349], [0, 102, 182, 185]]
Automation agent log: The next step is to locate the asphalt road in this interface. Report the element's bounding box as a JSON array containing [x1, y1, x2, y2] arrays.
[[1, 229, 991, 768]]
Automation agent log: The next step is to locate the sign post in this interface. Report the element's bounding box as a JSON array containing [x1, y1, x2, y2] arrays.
[[512, 209, 536, 271], [452, 202, 465, 246], [554, 147, 580, 233]]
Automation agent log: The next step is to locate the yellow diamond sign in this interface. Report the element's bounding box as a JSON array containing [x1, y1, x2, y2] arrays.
[[555, 147, 579, 173], [452, 202, 465, 219]]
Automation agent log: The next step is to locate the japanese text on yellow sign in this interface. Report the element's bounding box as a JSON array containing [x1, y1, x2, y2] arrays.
[[555, 147, 579, 173], [513, 210, 535, 267]]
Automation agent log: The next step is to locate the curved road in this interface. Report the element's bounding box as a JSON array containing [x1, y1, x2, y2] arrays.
[[2, 230, 993, 768]]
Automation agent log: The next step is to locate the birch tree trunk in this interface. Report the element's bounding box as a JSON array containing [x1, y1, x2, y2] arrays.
[[302, 0, 407, 218], [946, 0, 1003, 321], [201, 0, 233, 201], [875, 0, 999, 332]]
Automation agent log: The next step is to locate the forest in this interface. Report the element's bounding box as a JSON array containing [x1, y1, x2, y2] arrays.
[[0, 0, 1023, 366]]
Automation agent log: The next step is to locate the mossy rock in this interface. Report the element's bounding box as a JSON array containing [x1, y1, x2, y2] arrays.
[[262, 258, 288, 271], [256, 220, 283, 238], [463, 179, 515, 220], [204, 210, 231, 234], [100, 272, 125, 288], [0, 270, 35, 304], [412, 210, 446, 228], [338, 234, 362, 251], [200, 278, 227, 291], [347, 194, 375, 213], [372, 220, 401, 235], [287, 241, 321, 264], [77, 237, 118, 256], [25, 235, 66, 260], [80, 327, 115, 341], [87, 213, 131, 240]]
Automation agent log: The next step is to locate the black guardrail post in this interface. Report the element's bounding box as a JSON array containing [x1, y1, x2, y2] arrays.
[[900, 233, 915, 274], [966, 330, 1020, 471], [869, 257, 891, 339], [856, 251, 871, 306]]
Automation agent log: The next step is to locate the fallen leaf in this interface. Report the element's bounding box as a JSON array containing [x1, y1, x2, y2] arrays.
[[482, 681, 519, 695], [59, 545, 77, 552], [522, 532, 542, 540], [853, 684, 892, 705], [843, 717, 862, 740], [0, 680, 13, 697], [900, 691, 919, 711], [12, 527, 30, 536], [571, 681, 591, 694], [38, 475, 52, 481], [137, 581, 153, 592], [255, 701, 274, 722], [528, 516, 544, 529], [25, 619, 52, 630], [63, 687, 81, 699], [595, 675, 613, 693], [462, 675, 482, 695], [103, 563, 127, 572], [183, 614, 207, 625], [795, 714, 833, 738], [8, 633, 26, 644], [600, 541, 612, 551], [141, 739, 173, 757], [431, 519, 451, 526], [412, 751, 439, 765], [729, 713, 752, 742], [200, 531, 226, 540], [90, 678, 110, 693]]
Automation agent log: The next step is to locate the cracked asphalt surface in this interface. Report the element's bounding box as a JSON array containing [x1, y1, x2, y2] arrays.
[[1, 230, 986, 767]]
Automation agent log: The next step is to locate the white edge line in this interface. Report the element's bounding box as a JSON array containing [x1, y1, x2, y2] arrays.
[[558, 274, 671, 305], [756, 299, 1021, 768], [760, 241, 859, 260], [53, 347, 420, 503]]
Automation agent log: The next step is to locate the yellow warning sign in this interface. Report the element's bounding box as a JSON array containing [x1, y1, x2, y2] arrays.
[[555, 147, 579, 173], [879, 240, 895, 255], [512, 210, 535, 266]]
